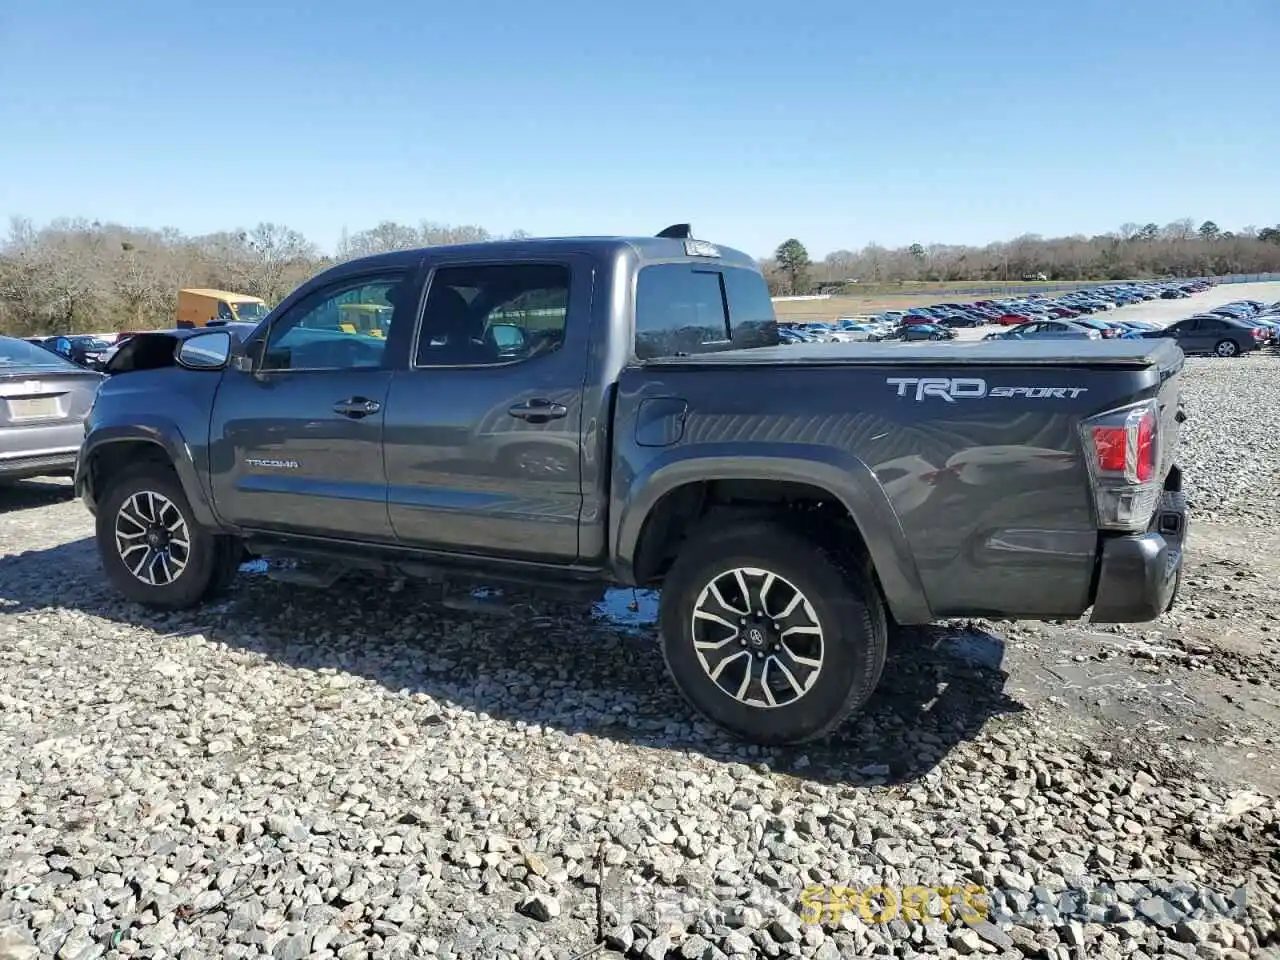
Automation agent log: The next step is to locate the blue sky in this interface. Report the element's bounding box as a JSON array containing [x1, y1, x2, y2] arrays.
[[2, 0, 1277, 259]]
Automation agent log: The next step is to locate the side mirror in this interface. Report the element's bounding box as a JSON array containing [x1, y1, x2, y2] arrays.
[[176, 330, 232, 370], [489, 322, 528, 353]]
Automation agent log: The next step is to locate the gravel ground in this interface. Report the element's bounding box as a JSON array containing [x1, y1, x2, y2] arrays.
[[2, 352, 1279, 959], [1178, 354, 1280, 525]]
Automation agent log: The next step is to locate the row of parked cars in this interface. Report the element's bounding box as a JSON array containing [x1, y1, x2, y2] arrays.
[[23, 332, 118, 369], [986, 296, 1280, 355], [777, 277, 1218, 344], [1139, 298, 1280, 357]]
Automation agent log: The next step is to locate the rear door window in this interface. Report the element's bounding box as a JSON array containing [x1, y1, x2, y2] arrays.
[[634, 262, 778, 360], [634, 264, 729, 360], [721, 265, 779, 349]]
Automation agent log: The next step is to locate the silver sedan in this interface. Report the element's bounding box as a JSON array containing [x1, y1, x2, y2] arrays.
[[983, 319, 1102, 341], [1, 335, 104, 481]]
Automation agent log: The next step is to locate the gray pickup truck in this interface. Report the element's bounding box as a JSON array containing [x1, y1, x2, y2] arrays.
[[75, 226, 1189, 745]]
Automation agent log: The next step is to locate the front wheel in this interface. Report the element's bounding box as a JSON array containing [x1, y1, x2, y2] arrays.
[[659, 520, 888, 745], [1214, 339, 1239, 358], [96, 464, 227, 609]]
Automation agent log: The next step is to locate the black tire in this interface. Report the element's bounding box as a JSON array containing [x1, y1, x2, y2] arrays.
[[1214, 339, 1238, 358], [96, 463, 222, 609], [930, 332, 943, 341], [659, 520, 888, 746], [205, 537, 246, 600]]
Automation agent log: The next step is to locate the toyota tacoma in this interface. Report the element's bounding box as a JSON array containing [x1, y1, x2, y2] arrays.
[[75, 225, 1189, 745]]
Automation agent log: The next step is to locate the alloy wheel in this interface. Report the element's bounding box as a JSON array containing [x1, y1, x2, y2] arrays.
[[690, 566, 824, 708], [114, 490, 191, 586]]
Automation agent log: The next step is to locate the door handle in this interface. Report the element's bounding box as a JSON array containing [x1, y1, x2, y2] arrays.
[[508, 398, 568, 423], [333, 397, 381, 419]]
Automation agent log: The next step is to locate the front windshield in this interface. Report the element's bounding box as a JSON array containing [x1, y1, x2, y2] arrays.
[[233, 302, 269, 322], [0, 337, 82, 369]]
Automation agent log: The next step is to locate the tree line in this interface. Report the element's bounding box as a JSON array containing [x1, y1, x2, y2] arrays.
[[0, 217, 519, 336], [765, 219, 1280, 296], [3, 214, 1279, 336]]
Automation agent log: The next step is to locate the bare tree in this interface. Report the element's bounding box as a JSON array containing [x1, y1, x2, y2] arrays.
[[1162, 218, 1197, 242], [338, 221, 422, 260]]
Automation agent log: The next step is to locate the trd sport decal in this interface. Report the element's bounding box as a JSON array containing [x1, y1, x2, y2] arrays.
[[886, 377, 1088, 402]]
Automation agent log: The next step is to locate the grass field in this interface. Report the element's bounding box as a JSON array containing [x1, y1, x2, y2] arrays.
[[772, 280, 1091, 321]]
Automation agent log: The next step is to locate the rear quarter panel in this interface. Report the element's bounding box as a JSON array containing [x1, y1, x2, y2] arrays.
[[614, 360, 1167, 621]]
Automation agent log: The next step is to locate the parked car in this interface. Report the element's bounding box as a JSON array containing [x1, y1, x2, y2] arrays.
[[75, 226, 1191, 746], [984, 320, 1102, 341], [1, 335, 105, 481], [44, 335, 115, 370], [897, 323, 956, 341], [1072, 317, 1126, 339], [996, 312, 1034, 326], [1141, 315, 1265, 357], [935, 313, 984, 328]]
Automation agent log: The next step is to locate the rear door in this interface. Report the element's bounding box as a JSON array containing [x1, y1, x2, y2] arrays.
[[1195, 316, 1234, 353], [383, 256, 593, 561], [207, 265, 421, 541]]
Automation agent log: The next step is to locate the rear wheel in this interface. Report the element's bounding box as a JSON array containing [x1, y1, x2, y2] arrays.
[[96, 464, 225, 609], [659, 520, 888, 745], [1214, 339, 1238, 358]]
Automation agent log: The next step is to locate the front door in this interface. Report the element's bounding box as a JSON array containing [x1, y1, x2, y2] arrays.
[[1162, 317, 1201, 353], [383, 257, 592, 562], [208, 267, 418, 542]]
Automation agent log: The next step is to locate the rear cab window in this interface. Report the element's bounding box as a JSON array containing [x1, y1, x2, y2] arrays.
[[634, 261, 779, 360]]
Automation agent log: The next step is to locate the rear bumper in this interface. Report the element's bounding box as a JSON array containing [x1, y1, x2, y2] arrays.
[[0, 449, 78, 479], [0, 423, 83, 479], [1089, 489, 1188, 623]]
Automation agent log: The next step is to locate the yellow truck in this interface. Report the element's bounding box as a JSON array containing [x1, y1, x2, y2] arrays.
[[177, 288, 270, 328]]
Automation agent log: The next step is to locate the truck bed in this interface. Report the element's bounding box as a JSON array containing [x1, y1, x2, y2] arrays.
[[617, 332, 1186, 622], [643, 337, 1185, 369]]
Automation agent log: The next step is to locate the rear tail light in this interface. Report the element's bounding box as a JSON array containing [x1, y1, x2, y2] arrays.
[[1250, 327, 1266, 339], [1080, 400, 1161, 530]]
